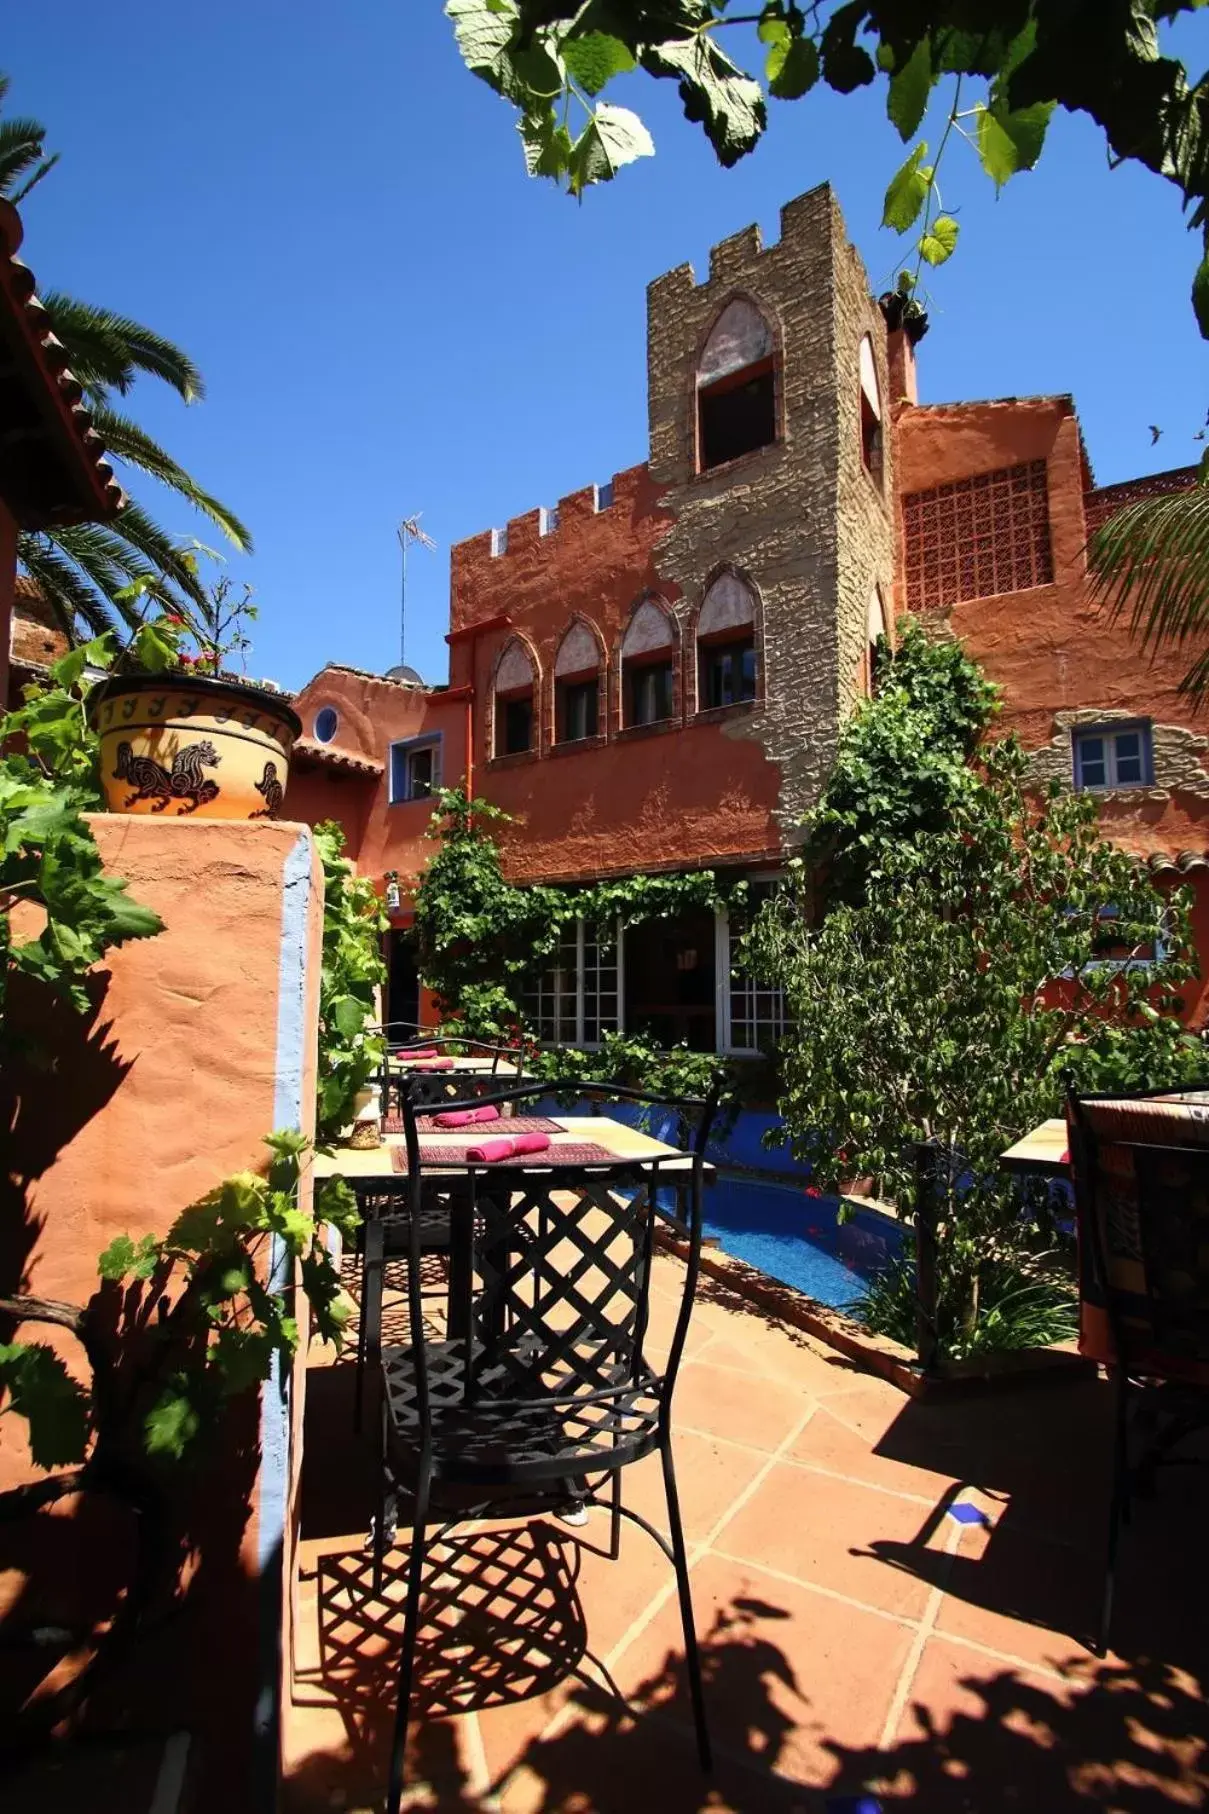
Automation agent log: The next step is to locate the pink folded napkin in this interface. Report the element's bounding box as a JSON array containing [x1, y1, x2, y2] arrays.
[[466, 1133, 551, 1163], [410, 1057, 454, 1070], [396, 1046, 438, 1058], [433, 1105, 501, 1129]]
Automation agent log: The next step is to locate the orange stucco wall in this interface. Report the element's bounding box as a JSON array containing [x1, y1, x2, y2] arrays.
[[896, 396, 1209, 1025], [449, 464, 783, 882], [1, 815, 323, 1803], [291, 666, 468, 889]]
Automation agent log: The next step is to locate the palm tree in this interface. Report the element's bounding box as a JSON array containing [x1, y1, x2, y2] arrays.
[[1, 77, 250, 640], [1087, 473, 1209, 700]]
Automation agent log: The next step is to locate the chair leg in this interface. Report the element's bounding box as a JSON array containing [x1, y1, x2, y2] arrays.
[[660, 1434, 711, 1773], [1098, 1368, 1130, 1657], [354, 1295, 368, 1436], [385, 1458, 433, 1814], [609, 1468, 622, 1562], [373, 1400, 389, 1601]]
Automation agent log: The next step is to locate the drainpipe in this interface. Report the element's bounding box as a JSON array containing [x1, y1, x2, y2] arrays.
[[445, 611, 511, 804]]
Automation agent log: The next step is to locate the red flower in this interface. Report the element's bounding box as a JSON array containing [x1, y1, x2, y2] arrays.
[[805, 1184, 823, 1198]]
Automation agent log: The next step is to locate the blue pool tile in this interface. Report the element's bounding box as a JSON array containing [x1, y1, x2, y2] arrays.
[[946, 1501, 990, 1527], [701, 1175, 903, 1309]]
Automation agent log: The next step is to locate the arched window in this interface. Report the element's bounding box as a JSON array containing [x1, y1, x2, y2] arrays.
[[493, 638, 536, 756], [867, 588, 887, 694], [859, 334, 883, 485], [697, 572, 757, 711], [696, 298, 776, 473], [554, 621, 602, 744], [621, 599, 676, 729]]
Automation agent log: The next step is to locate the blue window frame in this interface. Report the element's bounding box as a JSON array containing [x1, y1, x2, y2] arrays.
[[1073, 723, 1153, 790], [389, 734, 441, 804]]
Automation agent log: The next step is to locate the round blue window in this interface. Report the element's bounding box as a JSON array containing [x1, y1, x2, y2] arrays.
[[314, 706, 338, 744]]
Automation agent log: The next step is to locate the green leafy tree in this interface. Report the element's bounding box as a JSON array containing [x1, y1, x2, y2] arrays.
[[744, 644, 1206, 1356], [413, 786, 743, 1044], [447, 2, 1209, 337], [809, 618, 1000, 898], [1, 76, 250, 638], [315, 820, 389, 1142]]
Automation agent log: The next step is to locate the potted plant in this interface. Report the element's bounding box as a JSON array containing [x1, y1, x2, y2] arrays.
[[879, 272, 930, 346], [88, 576, 301, 821]]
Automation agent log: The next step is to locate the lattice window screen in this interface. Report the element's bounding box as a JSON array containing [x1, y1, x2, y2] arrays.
[[902, 459, 1053, 611]]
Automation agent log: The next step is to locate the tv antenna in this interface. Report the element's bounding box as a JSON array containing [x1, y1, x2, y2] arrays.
[[396, 514, 437, 669]]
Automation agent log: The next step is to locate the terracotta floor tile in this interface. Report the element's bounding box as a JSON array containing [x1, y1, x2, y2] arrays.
[[617, 1429, 770, 1544], [869, 1634, 1209, 1813], [787, 1387, 974, 1504], [670, 1359, 810, 1452], [608, 1549, 915, 1790], [494, 1696, 823, 1812], [716, 1461, 950, 1620], [933, 1521, 1102, 1670]]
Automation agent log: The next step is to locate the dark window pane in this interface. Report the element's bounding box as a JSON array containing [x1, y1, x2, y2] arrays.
[[559, 678, 598, 743], [627, 659, 673, 726], [1076, 734, 1106, 789], [407, 746, 433, 799], [1114, 732, 1143, 784], [500, 694, 533, 755], [700, 636, 755, 709], [861, 393, 883, 484], [698, 365, 776, 471]]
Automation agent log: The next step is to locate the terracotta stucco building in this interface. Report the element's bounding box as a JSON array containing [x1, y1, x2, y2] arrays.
[[293, 183, 1208, 1042]]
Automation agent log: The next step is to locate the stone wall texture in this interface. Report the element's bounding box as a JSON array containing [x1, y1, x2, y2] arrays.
[[648, 183, 895, 835]]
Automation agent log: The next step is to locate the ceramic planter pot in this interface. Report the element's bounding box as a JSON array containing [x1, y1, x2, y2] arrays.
[[88, 671, 302, 821]]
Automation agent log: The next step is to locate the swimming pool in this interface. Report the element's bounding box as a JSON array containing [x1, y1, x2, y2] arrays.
[[703, 1172, 904, 1310]]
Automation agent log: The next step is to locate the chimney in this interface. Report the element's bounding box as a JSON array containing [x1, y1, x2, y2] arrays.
[[886, 327, 918, 408]]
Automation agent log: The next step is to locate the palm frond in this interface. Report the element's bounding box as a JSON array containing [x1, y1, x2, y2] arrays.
[[50, 521, 157, 600], [39, 292, 205, 403], [1088, 483, 1209, 697], [16, 535, 120, 641], [105, 500, 209, 607], [93, 408, 253, 551], [10, 150, 60, 206], [0, 116, 51, 195]]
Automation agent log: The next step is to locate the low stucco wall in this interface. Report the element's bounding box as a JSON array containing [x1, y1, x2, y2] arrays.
[[1, 816, 323, 1805]]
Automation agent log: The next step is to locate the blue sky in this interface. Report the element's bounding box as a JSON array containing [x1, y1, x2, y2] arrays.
[[7, 5, 1208, 691]]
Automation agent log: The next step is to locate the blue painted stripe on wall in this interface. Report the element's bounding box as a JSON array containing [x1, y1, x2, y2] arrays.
[[256, 829, 315, 1796]]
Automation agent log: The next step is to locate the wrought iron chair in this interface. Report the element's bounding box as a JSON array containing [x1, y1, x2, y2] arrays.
[[348, 1178, 476, 1434], [380, 1035, 525, 1112], [1067, 1084, 1209, 1654], [370, 1075, 717, 1814]]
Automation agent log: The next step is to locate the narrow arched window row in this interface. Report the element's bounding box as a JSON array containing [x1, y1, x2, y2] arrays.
[[859, 333, 883, 486], [554, 621, 602, 743], [621, 599, 676, 728], [493, 638, 536, 756]]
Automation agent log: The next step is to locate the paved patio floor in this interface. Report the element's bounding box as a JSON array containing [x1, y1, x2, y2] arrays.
[[283, 1248, 1209, 1812]]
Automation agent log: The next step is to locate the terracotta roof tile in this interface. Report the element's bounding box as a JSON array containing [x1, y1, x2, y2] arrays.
[[0, 198, 125, 525], [1147, 850, 1209, 878], [293, 737, 383, 777]]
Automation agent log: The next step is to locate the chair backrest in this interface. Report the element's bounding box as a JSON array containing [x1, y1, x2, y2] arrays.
[[1068, 1086, 1209, 1383], [394, 1076, 717, 1453]]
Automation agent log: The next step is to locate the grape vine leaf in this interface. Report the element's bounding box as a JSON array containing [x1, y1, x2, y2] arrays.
[[883, 141, 932, 231], [0, 1341, 90, 1468]]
